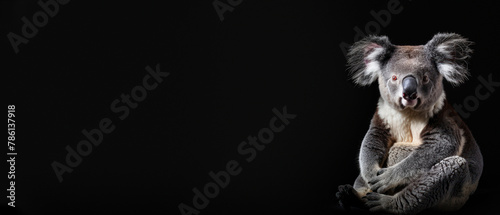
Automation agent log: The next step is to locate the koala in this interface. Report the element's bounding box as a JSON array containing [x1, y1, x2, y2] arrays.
[[335, 33, 483, 214]]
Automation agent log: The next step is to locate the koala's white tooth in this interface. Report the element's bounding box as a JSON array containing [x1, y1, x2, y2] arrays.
[[402, 99, 408, 107], [401, 98, 417, 108]]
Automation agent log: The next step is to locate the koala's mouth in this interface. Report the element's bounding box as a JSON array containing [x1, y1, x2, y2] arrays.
[[399, 97, 421, 109]]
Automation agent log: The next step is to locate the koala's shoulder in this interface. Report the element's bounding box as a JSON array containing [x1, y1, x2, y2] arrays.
[[370, 108, 391, 130], [424, 101, 467, 133]]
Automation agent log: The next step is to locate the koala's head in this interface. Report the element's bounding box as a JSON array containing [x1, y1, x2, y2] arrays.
[[347, 33, 473, 112]]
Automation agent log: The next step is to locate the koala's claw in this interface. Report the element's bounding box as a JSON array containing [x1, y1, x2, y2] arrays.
[[371, 183, 390, 194], [364, 192, 393, 213], [377, 168, 388, 176], [336, 184, 367, 211], [336, 184, 354, 210], [368, 167, 398, 194]]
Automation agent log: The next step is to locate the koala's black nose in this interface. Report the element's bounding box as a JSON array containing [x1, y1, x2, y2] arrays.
[[402, 75, 417, 100]]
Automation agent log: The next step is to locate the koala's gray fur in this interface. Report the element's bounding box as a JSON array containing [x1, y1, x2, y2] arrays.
[[336, 33, 483, 214]]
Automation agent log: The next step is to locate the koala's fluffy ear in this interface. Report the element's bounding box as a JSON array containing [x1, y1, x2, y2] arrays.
[[425, 33, 473, 86], [347, 35, 395, 86]]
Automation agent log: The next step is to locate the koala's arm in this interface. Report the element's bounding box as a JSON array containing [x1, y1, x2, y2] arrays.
[[369, 114, 463, 193], [359, 113, 392, 182], [395, 122, 461, 171]]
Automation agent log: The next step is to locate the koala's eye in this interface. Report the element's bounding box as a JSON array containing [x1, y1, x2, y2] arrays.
[[392, 75, 397, 81], [423, 75, 429, 83]]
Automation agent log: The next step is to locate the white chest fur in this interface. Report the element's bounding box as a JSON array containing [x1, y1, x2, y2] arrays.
[[377, 99, 429, 145]]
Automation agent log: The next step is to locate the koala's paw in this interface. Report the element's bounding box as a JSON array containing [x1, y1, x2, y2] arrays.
[[368, 167, 402, 194], [363, 192, 396, 213], [336, 184, 364, 211]]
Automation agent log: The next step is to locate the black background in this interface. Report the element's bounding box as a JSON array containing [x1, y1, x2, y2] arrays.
[[2, 0, 499, 214]]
